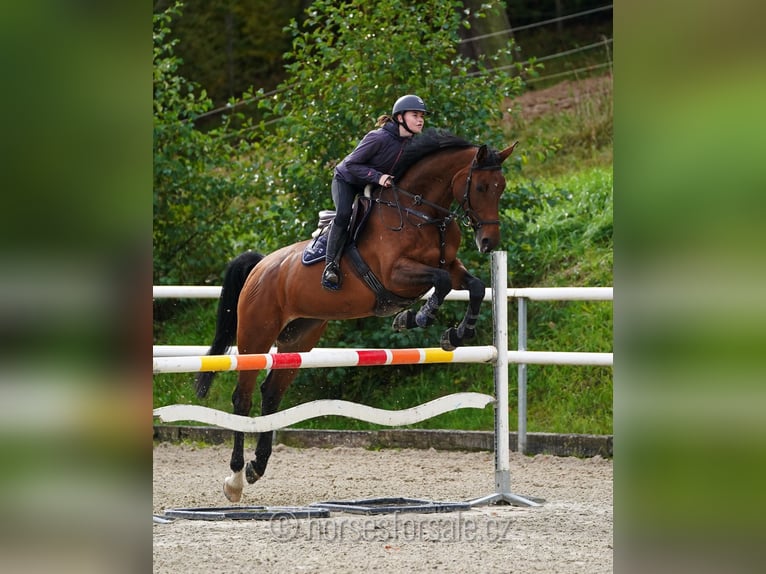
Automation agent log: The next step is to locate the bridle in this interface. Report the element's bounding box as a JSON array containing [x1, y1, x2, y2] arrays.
[[456, 159, 503, 230], [374, 148, 503, 266]]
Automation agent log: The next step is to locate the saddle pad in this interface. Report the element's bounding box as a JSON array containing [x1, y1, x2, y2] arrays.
[[301, 233, 327, 266], [301, 195, 373, 266]]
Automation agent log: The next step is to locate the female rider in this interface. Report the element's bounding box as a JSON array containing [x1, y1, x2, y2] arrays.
[[322, 94, 429, 290]]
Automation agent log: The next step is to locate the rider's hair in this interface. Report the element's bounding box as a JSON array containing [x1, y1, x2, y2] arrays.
[[376, 114, 393, 127]]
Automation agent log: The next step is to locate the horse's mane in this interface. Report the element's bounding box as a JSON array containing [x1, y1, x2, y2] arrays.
[[392, 128, 475, 179]]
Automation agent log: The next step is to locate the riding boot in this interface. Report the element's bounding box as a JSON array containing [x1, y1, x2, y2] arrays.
[[321, 224, 347, 290]]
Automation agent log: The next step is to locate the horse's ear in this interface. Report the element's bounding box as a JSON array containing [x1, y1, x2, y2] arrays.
[[474, 144, 488, 166], [498, 141, 519, 163]]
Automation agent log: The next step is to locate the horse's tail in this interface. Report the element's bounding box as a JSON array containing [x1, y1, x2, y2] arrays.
[[194, 250, 265, 399]]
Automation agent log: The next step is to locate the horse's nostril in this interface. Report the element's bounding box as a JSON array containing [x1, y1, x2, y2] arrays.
[[478, 235, 496, 254]]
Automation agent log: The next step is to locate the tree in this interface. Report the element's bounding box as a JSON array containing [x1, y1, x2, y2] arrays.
[[153, 3, 261, 285], [458, 0, 516, 70], [153, 0, 303, 108]]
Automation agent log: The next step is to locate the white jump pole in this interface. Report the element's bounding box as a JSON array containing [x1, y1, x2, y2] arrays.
[[469, 251, 540, 507]]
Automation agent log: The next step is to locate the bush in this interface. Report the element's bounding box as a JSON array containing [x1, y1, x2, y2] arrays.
[[153, 4, 265, 286]]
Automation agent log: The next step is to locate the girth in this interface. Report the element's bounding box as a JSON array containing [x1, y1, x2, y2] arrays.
[[344, 243, 419, 317]]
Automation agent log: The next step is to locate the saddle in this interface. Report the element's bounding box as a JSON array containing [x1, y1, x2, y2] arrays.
[[301, 190, 418, 316], [301, 193, 373, 265]]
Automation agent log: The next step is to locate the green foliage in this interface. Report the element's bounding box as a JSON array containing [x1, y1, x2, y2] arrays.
[[508, 76, 614, 179], [153, 0, 299, 107], [153, 3, 262, 285], [502, 168, 613, 286], [153, 0, 535, 285]]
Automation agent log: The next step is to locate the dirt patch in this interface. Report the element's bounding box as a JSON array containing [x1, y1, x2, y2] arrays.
[[513, 75, 612, 120], [153, 443, 612, 573]]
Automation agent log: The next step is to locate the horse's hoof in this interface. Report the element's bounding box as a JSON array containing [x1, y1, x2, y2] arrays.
[[245, 461, 262, 484], [392, 309, 416, 332], [223, 479, 242, 503], [440, 328, 458, 351]]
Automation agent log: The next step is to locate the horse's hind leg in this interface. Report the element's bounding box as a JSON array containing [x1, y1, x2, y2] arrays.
[[245, 319, 328, 485], [224, 369, 260, 502], [245, 368, 298, 484]]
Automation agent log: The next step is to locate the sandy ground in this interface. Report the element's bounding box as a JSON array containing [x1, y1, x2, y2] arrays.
[[153, 442, 612, 573]]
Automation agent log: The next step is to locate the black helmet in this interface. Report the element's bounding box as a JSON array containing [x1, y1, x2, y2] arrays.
[[392, 94, 429, 117]]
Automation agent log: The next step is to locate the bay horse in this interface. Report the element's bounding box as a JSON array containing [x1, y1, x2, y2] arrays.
[[195, 129, 517, 501]]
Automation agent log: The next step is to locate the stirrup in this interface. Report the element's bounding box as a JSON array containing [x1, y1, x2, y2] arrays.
[[321, 263, 341, 291]]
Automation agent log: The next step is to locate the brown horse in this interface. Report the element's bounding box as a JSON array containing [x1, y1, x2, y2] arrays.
[[195, 130, 516, 501]]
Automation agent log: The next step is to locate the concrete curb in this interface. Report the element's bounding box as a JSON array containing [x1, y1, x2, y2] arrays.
[[154, 425, 612, 458]]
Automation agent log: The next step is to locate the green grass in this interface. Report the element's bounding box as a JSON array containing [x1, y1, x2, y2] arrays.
[[506, 74, 613, 180], [153, 74, 613, 436]]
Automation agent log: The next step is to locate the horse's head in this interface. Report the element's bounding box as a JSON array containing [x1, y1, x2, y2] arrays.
[[453, 142, 518, 253]]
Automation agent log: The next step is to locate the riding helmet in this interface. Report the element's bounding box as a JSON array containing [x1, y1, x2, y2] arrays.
[[392, 95, 429, 118]]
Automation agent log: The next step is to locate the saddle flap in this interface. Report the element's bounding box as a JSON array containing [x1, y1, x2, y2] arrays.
[[349, 195, 373, 243]]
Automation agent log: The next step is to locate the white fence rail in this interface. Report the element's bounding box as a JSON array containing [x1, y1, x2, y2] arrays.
[[153, 284, 612, 302]]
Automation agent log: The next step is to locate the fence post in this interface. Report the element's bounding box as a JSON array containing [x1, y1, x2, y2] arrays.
[[470, 251, 540, 507], [492, 251, 511, 494], [517, 296, 528, 454]]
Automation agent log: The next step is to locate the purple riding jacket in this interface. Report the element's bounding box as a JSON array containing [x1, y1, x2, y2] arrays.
[[334, 121, 412, 187]]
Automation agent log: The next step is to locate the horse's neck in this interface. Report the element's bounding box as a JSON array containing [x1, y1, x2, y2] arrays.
[[399, 148, 472, 208]]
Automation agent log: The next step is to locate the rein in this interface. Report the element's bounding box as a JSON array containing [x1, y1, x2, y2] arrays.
[[374, 149, 503, 266]]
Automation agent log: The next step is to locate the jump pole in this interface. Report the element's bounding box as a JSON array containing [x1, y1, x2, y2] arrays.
[[153, 346, 497, 374], [469, 250, 540, 507]]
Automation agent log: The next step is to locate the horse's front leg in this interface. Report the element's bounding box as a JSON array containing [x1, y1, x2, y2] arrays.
[[224, 370, 259, 502], [440, 270, 485, 351], [392, 267, 452, 332]]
